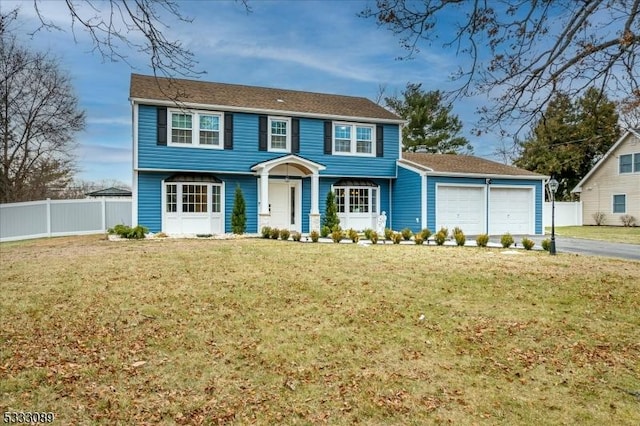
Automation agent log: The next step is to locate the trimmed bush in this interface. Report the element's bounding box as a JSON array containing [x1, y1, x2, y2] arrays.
[[401, 228, 413, 241], [108, 224, 148, 239], [522, 237, 535, 250], [434, 231, 447, 246], [270, 228, 280, 240], [453, 229, 466, 246], [320, 225, 331, 238], [391, 232, 402, 244], [261, 226, 272, 239], [414, 234, 424, 245], [370, 231, 379, 244], [331, 227, 345, 243], [541, 238, 551, 251], [291, 231, 302, 242], [310, 230, 320, 243], [363, 228, 373, 240], [419, 228, 432, 240], [501, 233, 514, 248], [438, 226, 449, 239], [279, 229, 291, 241], [476, 234, 489, 247], [384, 228, 394, 240], [348, 228, 359, 243]]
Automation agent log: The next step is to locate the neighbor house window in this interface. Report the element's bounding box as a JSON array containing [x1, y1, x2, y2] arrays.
[[635, 153, 640, 172], [269, 117, 290, 152], [333, 123, 375, 156], [613, 194, 626, 213], [168, 109, 223, 148], [619, 153, 640, 173]]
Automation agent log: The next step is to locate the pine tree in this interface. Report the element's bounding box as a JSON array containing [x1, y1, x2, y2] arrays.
[[322, 190, 340, 230], [231, 185, 246, 234]]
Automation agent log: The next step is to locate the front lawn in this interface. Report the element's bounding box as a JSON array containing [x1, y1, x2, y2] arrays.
[[1, 236, 639, 424], [547, 225, 640, 244]]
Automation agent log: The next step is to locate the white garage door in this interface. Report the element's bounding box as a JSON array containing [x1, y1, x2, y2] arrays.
[[489, 187, 534, 235], [436, 185, 485, 235]]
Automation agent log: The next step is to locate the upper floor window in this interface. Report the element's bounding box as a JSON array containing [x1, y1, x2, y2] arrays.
[[269, 117, 290, 152], [168, 109, 223, 149], [333, 123, 375, 156], [619, 153, 640, 173]]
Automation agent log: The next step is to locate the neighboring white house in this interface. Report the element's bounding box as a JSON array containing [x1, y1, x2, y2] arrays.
[[572, 129, 640, 226]]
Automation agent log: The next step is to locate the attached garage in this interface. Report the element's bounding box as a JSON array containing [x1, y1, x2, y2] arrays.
[[436, 185, 485, 235], [489, 187, 535, 235], [394, 154, 547, 236]]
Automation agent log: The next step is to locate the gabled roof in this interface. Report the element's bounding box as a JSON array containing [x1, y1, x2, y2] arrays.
[[572, 128, 640, 193], [85, 187, 132, 197], [399, 153, 546, 178], [129, 74, 403, 123]]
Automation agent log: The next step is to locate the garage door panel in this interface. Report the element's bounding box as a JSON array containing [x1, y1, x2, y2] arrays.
[[436, 186, 485, 235], [489, 187, 533, 235]]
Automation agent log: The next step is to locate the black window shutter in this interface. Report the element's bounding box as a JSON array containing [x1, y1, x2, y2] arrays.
[[224, 113, 233, 150], [376, 124, 384, 157], [259, 115, 268, 151], [324, 121, 332, 154], [157, 107, 167, 146], [291, 118, 300, 153]]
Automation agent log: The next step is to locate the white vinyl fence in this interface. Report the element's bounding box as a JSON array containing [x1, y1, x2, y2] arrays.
[[0, 198, 132, 242], [543, 201, 582, 228]]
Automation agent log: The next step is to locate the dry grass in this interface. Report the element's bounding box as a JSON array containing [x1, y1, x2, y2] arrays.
[[1, 236, 639, 425], [549, 226, 640, 245]]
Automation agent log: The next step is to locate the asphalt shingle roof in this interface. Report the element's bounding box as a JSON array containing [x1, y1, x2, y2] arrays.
[[129, 74, 402, 122], [400, 153, 546, 177]]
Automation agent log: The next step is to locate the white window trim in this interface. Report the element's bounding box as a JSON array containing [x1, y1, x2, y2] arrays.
[[612, 193, 626, 214], [167, 108, 224, 149], [332, 185, 379, 214], [332, 122, 376, 157], [268, 116, 291, 153]]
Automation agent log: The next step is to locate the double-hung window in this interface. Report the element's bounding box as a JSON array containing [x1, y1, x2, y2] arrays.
[[168, 109, 223, 148], [269, 117, 290, 152], [619, 153, 640, 173], [333, 123, 375, 156], [613, 194, 626, 213]]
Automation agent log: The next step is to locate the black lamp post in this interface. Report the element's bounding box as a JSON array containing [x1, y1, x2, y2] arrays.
[[548, 178, 559, 255]]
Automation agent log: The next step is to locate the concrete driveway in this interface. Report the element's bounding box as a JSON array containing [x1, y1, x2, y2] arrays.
[[529, 235, 640, 261]]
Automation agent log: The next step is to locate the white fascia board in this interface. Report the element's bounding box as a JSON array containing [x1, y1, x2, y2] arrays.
[[397, 159, 432, 174], [250, 154, 327, 172], [129, 97, 405, 125], [397, 160, 428, 175], [572, 130, 633, 193], [132, 101, 138, 170]]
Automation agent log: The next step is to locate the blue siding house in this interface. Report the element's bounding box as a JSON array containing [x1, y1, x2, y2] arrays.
[[130, 74, 547, 236]]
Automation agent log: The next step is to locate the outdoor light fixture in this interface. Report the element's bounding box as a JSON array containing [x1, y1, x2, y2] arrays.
[[547, 178, 559, 255]]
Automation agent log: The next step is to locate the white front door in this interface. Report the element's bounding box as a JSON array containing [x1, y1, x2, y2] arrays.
[[268, 180, 301, 231]]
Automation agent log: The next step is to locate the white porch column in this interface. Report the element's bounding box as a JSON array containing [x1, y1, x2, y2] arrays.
[[310, 173, 319, 214], [309, 172, 321, 232], [259, 169, 270, 230]]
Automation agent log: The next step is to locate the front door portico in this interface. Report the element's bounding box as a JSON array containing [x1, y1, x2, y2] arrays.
[[251, 155, 325, 233]]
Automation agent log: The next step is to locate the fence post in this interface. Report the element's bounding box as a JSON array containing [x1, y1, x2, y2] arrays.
[[46, 198, 52, 237], [101, 198, 107, 232]]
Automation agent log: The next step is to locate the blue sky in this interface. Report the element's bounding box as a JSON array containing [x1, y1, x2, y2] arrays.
[[7, 0, 500, 186]]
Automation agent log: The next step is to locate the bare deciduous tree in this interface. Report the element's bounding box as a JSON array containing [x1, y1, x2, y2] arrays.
[[1, 11, 85, 203], [361, 0, 640, 134], [29, 0, 251, 78]]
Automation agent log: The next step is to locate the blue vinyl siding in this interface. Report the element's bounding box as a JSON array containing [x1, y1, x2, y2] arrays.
[[137, 106, 399, 178], [137, 171, 260, 233], [318, 177, 391, 228], [426, 176, 544, 235], [392, 166, 423, 232]]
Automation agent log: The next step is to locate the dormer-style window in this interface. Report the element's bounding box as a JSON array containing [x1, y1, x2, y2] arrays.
[[333, 122, 375, 156], [269, 117, 291, 152], [168, 109, 223, 149]]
